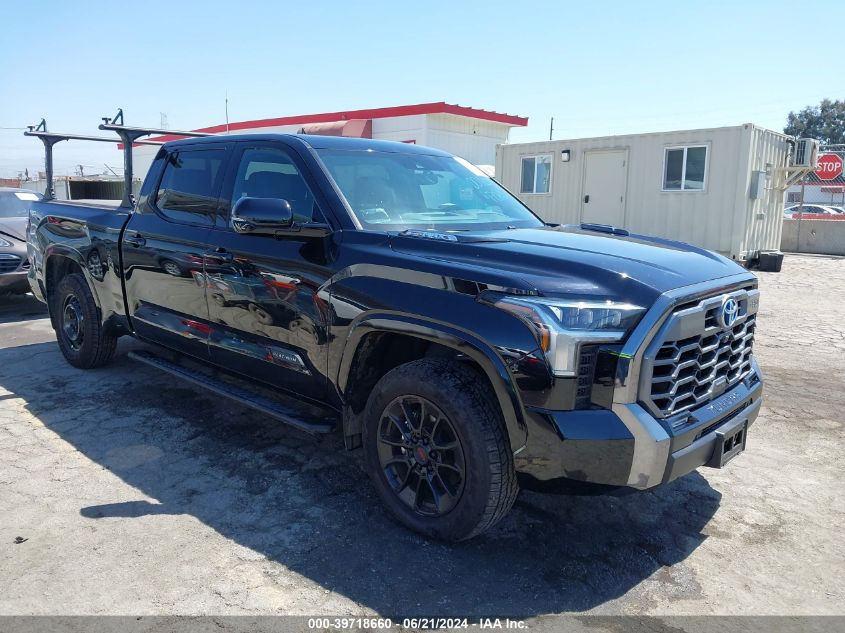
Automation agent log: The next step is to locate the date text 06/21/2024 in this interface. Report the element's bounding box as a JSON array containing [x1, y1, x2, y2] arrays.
[[306, 618, 528, 629]]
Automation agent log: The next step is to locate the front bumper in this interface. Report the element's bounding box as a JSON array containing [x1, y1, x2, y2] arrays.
[[661, 369, 761, 484], [1, 244, 30, 294], [0, 271, 30, 293], [515, 361, 763, 488]]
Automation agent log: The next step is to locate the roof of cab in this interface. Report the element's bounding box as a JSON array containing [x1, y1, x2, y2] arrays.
[[163, 133, 453, 157]]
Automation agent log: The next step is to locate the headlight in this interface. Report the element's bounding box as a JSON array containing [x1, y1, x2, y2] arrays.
[[0, 237, 12, 248], [484, 293, 645, 377]]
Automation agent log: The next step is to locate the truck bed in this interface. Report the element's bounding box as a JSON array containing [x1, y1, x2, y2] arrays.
[[27, 199, 131, 325]]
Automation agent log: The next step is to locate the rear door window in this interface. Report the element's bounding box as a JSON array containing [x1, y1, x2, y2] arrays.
[[155, 148, 228, 225]]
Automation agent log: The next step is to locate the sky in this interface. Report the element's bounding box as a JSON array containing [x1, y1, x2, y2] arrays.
[[1, 0, 843, 178]]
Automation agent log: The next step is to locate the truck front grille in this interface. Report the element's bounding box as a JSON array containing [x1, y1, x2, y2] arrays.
[[0, 254, 21, 273], [640, 288, 758, 418]]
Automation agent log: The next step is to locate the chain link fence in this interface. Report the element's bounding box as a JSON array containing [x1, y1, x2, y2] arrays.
[[785, 145, 845, 216]]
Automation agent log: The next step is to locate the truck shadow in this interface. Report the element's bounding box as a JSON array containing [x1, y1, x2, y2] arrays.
[[0, 340, 721, 616]]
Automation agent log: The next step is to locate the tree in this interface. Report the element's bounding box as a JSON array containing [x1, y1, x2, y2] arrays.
[[784, 99, 845, 145]]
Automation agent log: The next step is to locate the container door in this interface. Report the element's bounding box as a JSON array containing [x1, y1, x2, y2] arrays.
[[581, 149, 628, 227]]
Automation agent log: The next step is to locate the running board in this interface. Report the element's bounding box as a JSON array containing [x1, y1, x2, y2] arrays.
[[128, 350, 336, 435]]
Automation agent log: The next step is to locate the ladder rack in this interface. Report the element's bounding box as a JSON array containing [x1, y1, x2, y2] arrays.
[[25, 108, 217, 208]]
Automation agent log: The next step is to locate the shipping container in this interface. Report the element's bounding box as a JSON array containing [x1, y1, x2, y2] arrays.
[[495, 124, 791, 262]]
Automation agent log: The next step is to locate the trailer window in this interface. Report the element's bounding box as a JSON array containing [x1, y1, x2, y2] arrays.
[[520, 155, 552, 194], [155, 149, 227, 225], [663, 145, 707, 191]]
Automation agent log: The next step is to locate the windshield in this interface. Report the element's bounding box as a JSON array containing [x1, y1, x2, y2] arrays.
[[316, 149, 544, 232], [0, 191, 41, 218]]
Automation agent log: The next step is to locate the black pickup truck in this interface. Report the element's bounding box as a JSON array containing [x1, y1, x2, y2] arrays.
[[26, 132, 763, 541]]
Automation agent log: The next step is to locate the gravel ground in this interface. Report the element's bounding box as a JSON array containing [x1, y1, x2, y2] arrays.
[[0, 253, 843, 619]]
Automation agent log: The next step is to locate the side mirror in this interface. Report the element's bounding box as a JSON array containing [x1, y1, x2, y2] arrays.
[[231, 197, 293, 235]]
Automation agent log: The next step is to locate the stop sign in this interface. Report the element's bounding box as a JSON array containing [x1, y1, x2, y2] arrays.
[[815, 154, 843, 180]]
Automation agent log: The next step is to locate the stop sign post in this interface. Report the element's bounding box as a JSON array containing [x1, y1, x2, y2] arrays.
[[815, 154, 843, 180]]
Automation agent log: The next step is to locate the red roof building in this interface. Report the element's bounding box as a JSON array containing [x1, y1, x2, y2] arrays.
[[133, 102, 528, 176]]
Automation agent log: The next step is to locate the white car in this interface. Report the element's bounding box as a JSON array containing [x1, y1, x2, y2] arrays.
[[783, 204, 842, 218]]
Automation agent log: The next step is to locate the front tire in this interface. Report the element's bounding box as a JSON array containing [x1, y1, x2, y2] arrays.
[[362, 359, 519, 541], [52, 273, 117, 369]]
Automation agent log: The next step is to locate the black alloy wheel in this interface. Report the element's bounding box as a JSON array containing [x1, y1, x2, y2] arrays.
[[362, 358, 519, 541], [376, 395, 466, 516]]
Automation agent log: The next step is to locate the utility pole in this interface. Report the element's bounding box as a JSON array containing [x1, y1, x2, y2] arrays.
[[549, 117, 554, 141], [225, 92, 230, 134]]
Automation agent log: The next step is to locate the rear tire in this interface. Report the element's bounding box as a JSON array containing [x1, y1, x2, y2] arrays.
[[362, 358, 519, 541], [52, 273, 117, 369]]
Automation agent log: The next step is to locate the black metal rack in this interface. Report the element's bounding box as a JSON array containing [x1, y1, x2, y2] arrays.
[[24, 109, 214, 208]]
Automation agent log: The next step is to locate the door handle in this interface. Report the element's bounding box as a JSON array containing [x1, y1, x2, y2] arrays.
[[584, 195, 590, 203], [125, 233, 146, 247], [204, 248, 234, 263]]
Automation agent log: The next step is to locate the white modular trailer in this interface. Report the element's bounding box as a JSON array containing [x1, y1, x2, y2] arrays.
[[496, 124, 791, 261]]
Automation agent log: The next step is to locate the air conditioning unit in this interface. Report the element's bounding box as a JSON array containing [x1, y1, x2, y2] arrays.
[[793, 138, 820, 168]]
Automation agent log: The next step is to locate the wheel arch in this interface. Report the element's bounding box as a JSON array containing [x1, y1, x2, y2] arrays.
[[43, 248, 101, 327], [44, 247, 95, 298], [338, 313, 528, 454]]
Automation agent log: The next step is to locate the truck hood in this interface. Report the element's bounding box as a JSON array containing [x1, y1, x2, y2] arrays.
[[389, 226, 751, 303], [0, 217, 27, 242]]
